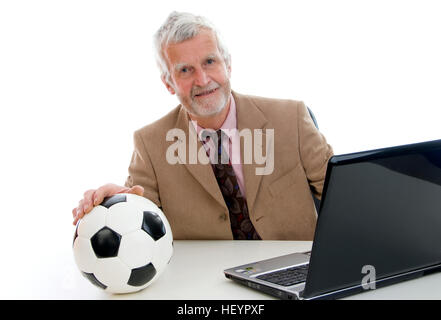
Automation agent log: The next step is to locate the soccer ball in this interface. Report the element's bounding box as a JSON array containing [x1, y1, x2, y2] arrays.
[[73, 193, 173, 294]]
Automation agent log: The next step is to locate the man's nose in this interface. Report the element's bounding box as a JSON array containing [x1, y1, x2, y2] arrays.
[[193, 68, 210, 87]]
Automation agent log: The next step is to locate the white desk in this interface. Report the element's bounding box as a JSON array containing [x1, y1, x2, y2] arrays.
[[5, 240, 441, 300]]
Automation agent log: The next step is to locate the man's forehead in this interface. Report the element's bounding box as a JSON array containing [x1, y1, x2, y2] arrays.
[[164, 29, 221, 65]]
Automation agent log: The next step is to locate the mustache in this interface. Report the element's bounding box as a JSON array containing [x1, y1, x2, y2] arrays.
[[191, 83, 220, 97]]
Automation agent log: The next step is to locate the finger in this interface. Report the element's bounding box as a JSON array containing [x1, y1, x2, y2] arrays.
[[83, 189, 96, 214], [73, 212, 82, 226], [73, 215, 79, 226], [93, 184, 123, 206], [72, 209, 80, 225], [72, 198, 83, 219], [76, 200, 84, 218], [128, 185, 144, 196]]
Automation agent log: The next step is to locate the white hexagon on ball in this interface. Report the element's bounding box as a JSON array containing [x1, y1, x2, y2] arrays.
[[94, 257, 131, 293], [118, 229, 155, 268], [73, 237, 97, 273], [106, 202, 143, 236], [77, 205, 107, 239]]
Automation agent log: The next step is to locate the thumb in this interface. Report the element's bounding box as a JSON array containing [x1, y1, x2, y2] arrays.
[[128, 185, 144, 196]]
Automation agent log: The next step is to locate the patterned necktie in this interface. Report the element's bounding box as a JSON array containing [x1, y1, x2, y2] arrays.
[[201, 129, 261, 240]]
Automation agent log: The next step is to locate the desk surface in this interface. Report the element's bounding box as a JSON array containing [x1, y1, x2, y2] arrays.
[[5, 240, 441, 300]]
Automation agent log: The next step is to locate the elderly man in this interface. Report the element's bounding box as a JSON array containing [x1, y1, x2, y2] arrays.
[[72, 11, 333, 240]]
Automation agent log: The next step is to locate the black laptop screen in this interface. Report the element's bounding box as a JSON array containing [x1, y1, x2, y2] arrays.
[[304, 140, 441, 298]]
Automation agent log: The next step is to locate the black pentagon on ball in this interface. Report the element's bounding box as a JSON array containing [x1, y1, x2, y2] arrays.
[[91, 227, 122, 258], [100, 194, 127, 208], [81, 272, 107, 290], [127, 263, 157, 287], [141, 211, 166, 241]]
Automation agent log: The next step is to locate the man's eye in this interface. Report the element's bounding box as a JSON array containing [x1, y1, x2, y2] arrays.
[[181, 67, 188, 73], [206, 58, 215, 65]]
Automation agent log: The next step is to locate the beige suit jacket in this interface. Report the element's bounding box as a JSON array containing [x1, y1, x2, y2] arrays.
[[125, 91, 333, 240]]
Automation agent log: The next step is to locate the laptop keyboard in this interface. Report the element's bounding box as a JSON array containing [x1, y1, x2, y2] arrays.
[[256, 264, 309, 287]]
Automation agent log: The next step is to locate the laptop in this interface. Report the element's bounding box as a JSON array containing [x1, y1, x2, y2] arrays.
[[224, 138, 441, 300]]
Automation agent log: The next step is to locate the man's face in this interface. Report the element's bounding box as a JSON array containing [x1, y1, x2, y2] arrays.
[[162, 29, 231, 118]]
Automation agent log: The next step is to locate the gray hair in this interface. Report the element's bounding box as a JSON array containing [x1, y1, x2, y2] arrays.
[[154, 11, 231, 84]]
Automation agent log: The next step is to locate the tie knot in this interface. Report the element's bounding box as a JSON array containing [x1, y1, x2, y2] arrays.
[[200, 129, 226, 146], [200, 129, 229, 164]]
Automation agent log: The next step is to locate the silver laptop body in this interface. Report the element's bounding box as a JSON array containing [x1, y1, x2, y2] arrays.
[[224, 251, 311, 300]]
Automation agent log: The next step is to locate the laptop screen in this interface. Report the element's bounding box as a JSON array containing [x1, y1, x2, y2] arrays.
[[303, 139, 441, 299]]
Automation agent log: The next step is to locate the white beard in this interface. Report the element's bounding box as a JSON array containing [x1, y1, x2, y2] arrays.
[[178, 80, 231, 118], [190, 88, 228, 117]]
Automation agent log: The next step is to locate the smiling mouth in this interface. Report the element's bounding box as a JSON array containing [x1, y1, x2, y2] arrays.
[[194, 87, 218, 98]]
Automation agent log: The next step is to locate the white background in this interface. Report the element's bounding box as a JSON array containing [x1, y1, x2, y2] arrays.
[[0, 0, 440, 298]]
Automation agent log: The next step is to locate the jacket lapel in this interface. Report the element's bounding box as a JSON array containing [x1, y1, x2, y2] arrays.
[[233, 91, 269, 215], [173, 106, 227, 209]]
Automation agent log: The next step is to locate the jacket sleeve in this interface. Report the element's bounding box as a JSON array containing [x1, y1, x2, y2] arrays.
[[124, 130, 161, 207], [297, 102, 334, 199]]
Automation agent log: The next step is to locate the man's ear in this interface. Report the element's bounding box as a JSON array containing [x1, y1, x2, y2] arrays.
[[161, 75, 176, 95]]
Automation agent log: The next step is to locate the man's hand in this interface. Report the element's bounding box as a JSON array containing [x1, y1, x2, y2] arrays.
[[72, 183, 144, 225]]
